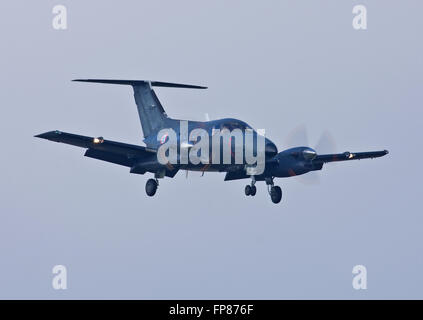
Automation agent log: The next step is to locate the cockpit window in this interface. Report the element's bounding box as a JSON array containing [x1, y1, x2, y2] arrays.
[[220, 120, 253, 131]]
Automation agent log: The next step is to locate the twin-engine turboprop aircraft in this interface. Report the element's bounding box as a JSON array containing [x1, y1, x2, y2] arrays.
[[35, 79, 388, 204]]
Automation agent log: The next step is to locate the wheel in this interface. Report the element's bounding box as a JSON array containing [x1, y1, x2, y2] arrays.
[[145, 179, 158, 197], [245, 185, 251, 196], [250, 185, 257, 196], [270, 186, 282, 204]]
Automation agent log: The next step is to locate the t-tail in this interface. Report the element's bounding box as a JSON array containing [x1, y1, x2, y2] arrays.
[[72, 79, 207, 139]]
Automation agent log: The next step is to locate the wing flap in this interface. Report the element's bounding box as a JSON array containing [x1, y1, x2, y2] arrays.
[[84, 149, 135, 167]]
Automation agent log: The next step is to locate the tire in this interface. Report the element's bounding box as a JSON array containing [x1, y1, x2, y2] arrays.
[[245, 185, 251, 196], [145, 179, 158, 197], [270, 186, 282, 204], [250, 185, 257, 196]]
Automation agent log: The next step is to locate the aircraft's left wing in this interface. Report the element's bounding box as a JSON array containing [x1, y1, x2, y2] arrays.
[[35, 130, 156, 169], [313, 150, 389, 163]]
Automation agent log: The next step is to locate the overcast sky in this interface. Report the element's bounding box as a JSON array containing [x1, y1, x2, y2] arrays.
[[0, 0, 422, 299]]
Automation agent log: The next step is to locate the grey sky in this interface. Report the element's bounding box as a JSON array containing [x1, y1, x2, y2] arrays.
[[0, 1, 422, 298]]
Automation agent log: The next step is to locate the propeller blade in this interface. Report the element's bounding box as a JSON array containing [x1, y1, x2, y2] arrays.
[[284, 124, 309, 148], [284, 126, 337, 186], [297, 171, 321, 186], [314, 130, 337, 154]]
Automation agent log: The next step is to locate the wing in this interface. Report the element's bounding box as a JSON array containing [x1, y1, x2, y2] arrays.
[[224, 170, 249, 181], [313, 150, 389, 163], [35, 130, 161, 174]]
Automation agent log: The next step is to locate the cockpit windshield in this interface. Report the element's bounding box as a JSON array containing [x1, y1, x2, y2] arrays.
[[219, 119, 253, 131]]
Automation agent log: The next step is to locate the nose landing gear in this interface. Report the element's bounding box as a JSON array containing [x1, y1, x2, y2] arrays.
[[245, 184, 257, 196], [245, 176, 257, 196]]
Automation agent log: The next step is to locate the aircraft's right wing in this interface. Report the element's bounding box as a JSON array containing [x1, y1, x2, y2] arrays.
[[313, 150, 389, 163], [35, 130, 157, 170]]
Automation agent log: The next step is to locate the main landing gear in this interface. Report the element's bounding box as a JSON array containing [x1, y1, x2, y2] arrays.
[[145, 178, 159, 197], [266, 177, 282, 204], [269, 185, 282, 204], [245, 177, 282, 204]]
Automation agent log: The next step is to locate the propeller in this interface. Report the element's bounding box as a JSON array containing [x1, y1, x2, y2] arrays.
[[284, 124, 337, 185]]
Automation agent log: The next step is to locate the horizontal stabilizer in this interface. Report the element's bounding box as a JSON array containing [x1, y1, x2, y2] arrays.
[[72, 79, 207, 89]]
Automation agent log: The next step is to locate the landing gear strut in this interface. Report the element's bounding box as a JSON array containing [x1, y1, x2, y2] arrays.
[[245, 176, 257, 196], [266, 177, 282, 204], [145, 178, 158, 197]]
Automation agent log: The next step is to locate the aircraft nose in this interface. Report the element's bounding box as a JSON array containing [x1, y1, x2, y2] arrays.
[[265, 140, 278, 157]]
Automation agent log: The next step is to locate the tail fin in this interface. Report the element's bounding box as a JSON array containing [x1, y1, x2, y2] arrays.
[[73, 79, 207, 138]]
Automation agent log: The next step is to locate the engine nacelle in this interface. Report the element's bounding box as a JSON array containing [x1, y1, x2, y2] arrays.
[[271, 147, 322, 177]]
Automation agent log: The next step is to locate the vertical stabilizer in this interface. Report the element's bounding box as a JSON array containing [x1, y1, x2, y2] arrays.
[[72, 79, 207, 138]]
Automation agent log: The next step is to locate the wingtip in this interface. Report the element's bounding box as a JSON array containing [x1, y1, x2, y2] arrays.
[[34, 130, 61, 140], [34, 133, 49, 139]]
